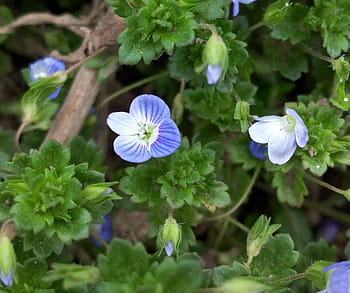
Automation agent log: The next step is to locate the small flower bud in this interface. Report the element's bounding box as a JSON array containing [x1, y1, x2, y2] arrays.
[[203, 34, 228, 85], [0, 235, 16, 287], [160, 217, 182, 256]]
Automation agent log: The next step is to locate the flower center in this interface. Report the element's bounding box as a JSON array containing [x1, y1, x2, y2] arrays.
[[33, 71, 48, 80], [281, 115, 296, 132], [137, 122, 159, 147]]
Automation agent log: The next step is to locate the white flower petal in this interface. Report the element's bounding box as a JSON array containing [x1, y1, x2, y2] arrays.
[[130, 94, 170, 124], [113, 136, 151, 163], [254, 115, 281, 122], [107, 112, 139, 135], [206, 64, 222, 85], [149, 118, 182, 158], [248, 120, 283, 144], [286, 108, 309, 147], [239, 0, 257, 4], [268, 130, 297, 165]]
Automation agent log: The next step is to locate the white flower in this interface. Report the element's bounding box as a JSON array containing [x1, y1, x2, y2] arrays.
[[248, 108, 308, 165]]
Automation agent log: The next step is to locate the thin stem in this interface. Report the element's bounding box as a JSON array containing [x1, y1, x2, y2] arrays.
[[198, 23, 217, 35], [303, 172, 347, 196], [206, 164, 262, 222], [247, 20, 265, 34], [65, 46, 107, 75], [228, 217, 250, 234], [97, 70, 169, 110], [214, 218, 229, 249], [303, 200, 350, 226], [273, 273, 307, 286], [89, 228, 109, 249], [302, 45, 333, 63], [0, 168, 14, 175], [15, 121, 30, 152], [0, 218, 16, 240]]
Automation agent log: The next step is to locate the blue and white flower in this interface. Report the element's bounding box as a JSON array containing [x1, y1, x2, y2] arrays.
[[232, 0, 258, 17], [165, 240, 175, 256], [107, 94, 182, 163], [248, 108, 308, 165], [29, 56, 66, 99], [318, 261, 350, 293]]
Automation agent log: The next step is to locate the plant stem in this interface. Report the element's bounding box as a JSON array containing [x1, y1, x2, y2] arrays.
[[97, 70, 169, 110], [228, 217, 250, 234], [206, 164, 262, 222], [273, 273, 307, 286], [303, 172, 347, 196], [15, 121, 30, 152], [302, 45, 333, 63], [247, 20, 265, 34], [198, 23, 217, 35], [215, 218, 229, 249], [89, 228, 109, 249], [0, 168, 14, 175]]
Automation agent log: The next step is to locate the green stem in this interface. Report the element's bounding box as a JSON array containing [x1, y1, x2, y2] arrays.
[[228, 217, 250, 234], [0, 168, 14, 175], [214, 218, 229, 249], [198, 23, 217, 35], [303, 200, 350, 226], [97, 71, 169, 110], [303, 172, 347, 196], [206, 164, 262, 222], [247, 20, 265, 34], [302, 45, 333, 63], [273, 273, 307, 286], [15, 121, 30, 153], [89, 228, 109, 249]]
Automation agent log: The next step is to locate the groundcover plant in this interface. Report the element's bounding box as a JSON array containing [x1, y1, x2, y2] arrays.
[[0, 0, 350, 292]]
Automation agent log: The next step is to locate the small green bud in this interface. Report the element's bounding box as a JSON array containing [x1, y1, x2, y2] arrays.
[[234, 101, 251, 132], [160, 216, 182, 256], [246, 215, 280, 265], [221, 277, 271, 293], [203, 34, 228, 69], [0, 235, 16, 284]]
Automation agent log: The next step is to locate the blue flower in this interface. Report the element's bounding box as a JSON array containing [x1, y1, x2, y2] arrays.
[[91, 215, 112, 247], [165, 240, 175, 256], [232, 0, 258, 17], [107, 94, 182, 163], [206, 64, 223, 85], [29, 56, 66, 99], [249, 141, 267, 160], [248, 108, 308, 165], [318, 261, 350, 293], [0, 269, 13, 287]]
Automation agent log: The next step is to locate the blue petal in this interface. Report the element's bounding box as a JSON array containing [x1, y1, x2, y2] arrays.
[[130, 94, 170, 124], [324, 261, 350, 272], [149, 118, 181, 158], [92, 215, 113, 247], [107, 112, 140, 135], [48, 86, 62, 99], [249, 141, 267, 160], [165, 240, 175, 256], [113, 135, 151, 163], [232, 0, 240, 16], [239, 0, 257, 4], [0, 270, 13, 287], [286, 108, 308, 147], [326, 264, 350, 293], [268, 130, 297, 165], [206, 64, 222, 84], [29, 56, 65, 81]]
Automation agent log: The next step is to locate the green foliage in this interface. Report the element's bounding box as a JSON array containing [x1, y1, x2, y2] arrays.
[[0, 140, 119, 257], [120, 138, 230, 210], [97, 239, 202, 293]]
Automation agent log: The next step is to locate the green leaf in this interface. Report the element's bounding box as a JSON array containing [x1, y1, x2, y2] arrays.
[[305, 260, 333, 290], [252, 234, 299, 279], [98, 239, 150, 286], [212, 262, 250, 287]]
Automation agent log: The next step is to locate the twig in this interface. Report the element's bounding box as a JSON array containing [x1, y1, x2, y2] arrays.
[[15, 121, 30, 152]]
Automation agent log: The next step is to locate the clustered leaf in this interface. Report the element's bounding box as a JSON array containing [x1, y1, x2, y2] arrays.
[[0, 140, 119, 257]]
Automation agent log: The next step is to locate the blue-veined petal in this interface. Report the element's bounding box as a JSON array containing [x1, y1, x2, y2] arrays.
[[149, 118, 181, 158], [0, 270, 13, 287], [165, 240, 175, 256], [324, 261, 350, 272], [206, 64, 222, 84], [254, 115, 281, 122], [248, 119, 282, 144], [130, 94, 170, 124], [268, 130, 297, 165], [29, 57, 65, 81], [113, 136, 151, 163], [91, 215, 112, 247], [286, 108, 308, 147], [107, 112, 140, 135], [232, 0, 240, 16]]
